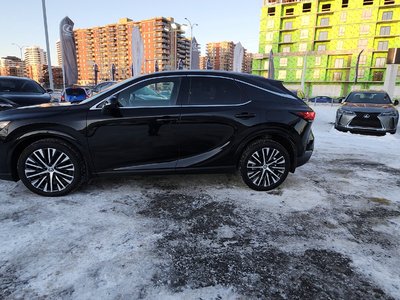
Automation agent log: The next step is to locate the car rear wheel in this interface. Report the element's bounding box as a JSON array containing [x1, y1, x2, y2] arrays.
[[17, 139, 84, 197], [239, 140, 290, 191]]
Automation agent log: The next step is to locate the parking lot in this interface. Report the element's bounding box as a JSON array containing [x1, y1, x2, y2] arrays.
[[1, 105, 400, 299]]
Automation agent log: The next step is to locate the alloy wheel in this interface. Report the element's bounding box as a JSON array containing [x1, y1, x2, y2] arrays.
[[24, 148, 75, 193]]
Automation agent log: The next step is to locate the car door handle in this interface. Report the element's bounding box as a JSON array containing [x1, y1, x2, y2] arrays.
[[235, 112, 256, 119], [155, 116, 179, 123]]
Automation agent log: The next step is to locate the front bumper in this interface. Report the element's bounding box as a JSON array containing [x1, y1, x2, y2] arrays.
[[335, 111, 398, 133]]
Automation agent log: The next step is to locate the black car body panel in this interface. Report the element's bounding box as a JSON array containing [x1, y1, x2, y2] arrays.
[[0, 71, 315, 195]]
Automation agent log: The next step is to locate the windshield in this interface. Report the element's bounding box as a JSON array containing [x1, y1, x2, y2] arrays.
[[0, 78, 45, 94], [346, 92, 391, 104]]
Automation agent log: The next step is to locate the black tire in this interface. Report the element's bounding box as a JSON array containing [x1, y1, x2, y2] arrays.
[[239, 139, 290, 191], [17, 138, 85, 197]]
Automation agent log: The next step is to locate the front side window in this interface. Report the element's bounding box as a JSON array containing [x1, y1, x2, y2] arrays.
[[189, 77, 243, 105], [117, 78, 180, 107]]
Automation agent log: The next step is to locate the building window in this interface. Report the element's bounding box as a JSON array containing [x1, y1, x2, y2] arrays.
[[268, 7, 275, 16], [337, 40, 344, 50], [300, 29, 309, 39], [334, 58, 344, 68], [297, 57, 304, 67], [321, 4, 331, 11], [313, 69, 320, 79], [282, 46, 291, 53], [264, 60, 269, 70], [333, 72, 342, 81], [318, 31, 328, 40], [265, 44, 272, 53], [340, 12, 347, 22], [380, 26, 391, 35], [283, 34, 292, 43], [285, 22, 293, 30], [362, 9, 372, 19], [296, 70, 303, 79], [317, 44, 327, 51], [320, 18, 329, 26], [373, 71, 384, 81], [278, 70, 287, 79], [375, 57, 386, 67], [266, 32, 273, 41], [315, 56, 321, 65], [338, 26, 345, 36], [301, 16, 310, 26], [360, 25, 370, 34], [358, 39, 368, 49], [267, 19, 275, 28], [303, 3, 312, 13], [286, 8, 294, 16], [363, 0, 373, 5], [382, 11, 393, 20], [280, 57, 288, 67], [378, 41, 389, 50], [299, 43, 307, 52], [358, 69, 365, 79], [359, 55, 367, 65], [342, 0, 349, 8]]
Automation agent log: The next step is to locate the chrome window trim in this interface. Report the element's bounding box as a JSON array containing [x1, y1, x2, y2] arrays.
[[90, 73, 296, 111]]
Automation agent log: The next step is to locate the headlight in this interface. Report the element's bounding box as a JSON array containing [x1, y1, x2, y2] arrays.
[[0, 121, 10, 130], [380, 111, 397, 117], [338, 108, 355, 115]]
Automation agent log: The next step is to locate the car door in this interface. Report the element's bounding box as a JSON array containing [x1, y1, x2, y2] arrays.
[[86, 76, 182, 174], [176, 75, 252, 169]]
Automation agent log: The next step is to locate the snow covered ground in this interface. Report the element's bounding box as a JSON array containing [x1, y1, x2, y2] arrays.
[[1, 104, 400, 299]]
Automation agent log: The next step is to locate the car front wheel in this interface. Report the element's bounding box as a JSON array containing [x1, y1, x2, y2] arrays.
[[17, 139, 84, 197], [240, 140, 290, 191]]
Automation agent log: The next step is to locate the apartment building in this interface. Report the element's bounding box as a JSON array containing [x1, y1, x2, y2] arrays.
[[253, 0, 400, 97], [206, 41, 235, 71], [74, 17, 191, 85], [0, 56, 25, 77], [24, 46, 47, 67], [56, 40, 62, 67]]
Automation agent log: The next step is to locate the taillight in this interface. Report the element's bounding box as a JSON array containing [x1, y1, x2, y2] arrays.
[[61, 95, 65, 102], [297, 111, 316, 121]]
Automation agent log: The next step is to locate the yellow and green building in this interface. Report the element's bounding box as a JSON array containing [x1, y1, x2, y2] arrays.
[[253, 0, 400, 97]]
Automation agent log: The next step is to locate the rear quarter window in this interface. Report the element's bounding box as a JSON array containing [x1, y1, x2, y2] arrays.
[[189, 77, 245, 105]]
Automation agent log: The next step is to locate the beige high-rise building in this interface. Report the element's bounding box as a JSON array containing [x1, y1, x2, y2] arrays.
[[74, 17, 193, 85], [56, 40, 62, 67], [24, 46, 47, 66], [206, 41, 235, 71]]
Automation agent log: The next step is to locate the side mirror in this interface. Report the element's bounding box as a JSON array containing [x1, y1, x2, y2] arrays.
[[46, 89, 54, 94], [101, 95, 121, 117], [394, 100, 399, 106]]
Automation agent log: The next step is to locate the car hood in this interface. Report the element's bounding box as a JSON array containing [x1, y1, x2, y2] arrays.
[[341, 102, 397, 113]]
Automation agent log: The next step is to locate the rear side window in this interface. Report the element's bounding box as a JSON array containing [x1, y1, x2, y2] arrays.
[[189, 77, 244, 105], [66, 88, 86, 96], [0, 79, 45, 93]]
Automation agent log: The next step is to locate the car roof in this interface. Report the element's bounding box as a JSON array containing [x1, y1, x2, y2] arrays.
[[0, 76, 36, 82]]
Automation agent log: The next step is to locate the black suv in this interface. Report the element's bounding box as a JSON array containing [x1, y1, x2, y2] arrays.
[[0, 71, 315, 196]]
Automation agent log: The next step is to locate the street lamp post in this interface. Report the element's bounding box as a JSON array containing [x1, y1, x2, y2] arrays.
[[11, 43, 27, 61], [41, 0, 54, 90], [184, 18, 198, 70]]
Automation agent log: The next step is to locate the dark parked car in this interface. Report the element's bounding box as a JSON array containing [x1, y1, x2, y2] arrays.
[[0, 76, 53, 106], [335, 91, 399, 134], [309, 96, 333, 104], [92, 81, 117, 94], [0, 71, 315, 196], [61, 87, 89, 103]]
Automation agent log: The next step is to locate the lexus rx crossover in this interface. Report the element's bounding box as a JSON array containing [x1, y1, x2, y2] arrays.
[[335, 91, 399, 134], [0, 71, 315, 196]]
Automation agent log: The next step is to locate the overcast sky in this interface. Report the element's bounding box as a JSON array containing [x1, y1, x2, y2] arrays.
[[0, 0, 263, 65]]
